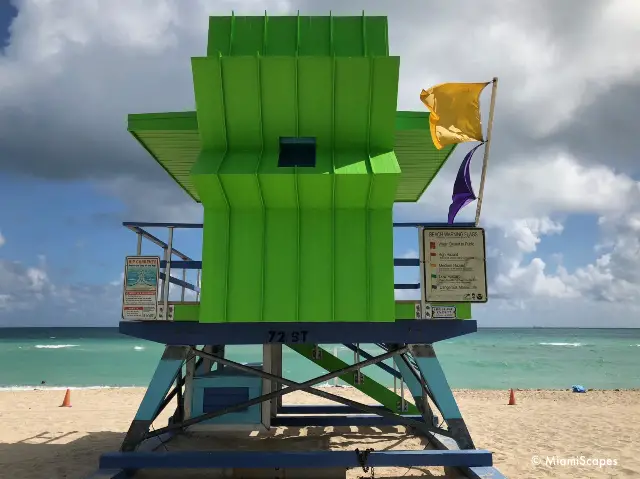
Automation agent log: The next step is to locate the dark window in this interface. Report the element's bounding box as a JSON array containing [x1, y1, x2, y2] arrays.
[[278, 137, 316, 168]]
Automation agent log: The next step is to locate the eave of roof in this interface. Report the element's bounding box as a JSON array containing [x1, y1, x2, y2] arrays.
[[127, 110, 455, 203]]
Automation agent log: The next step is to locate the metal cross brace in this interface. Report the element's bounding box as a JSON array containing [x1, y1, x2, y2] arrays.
[[146, 345, 452, 440], [145, 344, 410, 438]]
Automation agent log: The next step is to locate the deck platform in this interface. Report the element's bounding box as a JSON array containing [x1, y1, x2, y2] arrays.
[[119, 319, 477, 345]]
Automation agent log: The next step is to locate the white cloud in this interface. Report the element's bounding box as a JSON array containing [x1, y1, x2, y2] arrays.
[[395, 145, 640, 326], [0, 231, 5, 248], [95, 177, 203, 224], [484, 157, 640, 307], [0, 253, 123, 325], [392, 0, 640, 138]]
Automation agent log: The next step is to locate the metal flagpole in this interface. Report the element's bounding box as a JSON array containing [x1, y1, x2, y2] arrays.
[[474, 77, 498, 226]]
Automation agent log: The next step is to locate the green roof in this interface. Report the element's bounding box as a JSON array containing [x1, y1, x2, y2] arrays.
[[127, 110, 454, 202]]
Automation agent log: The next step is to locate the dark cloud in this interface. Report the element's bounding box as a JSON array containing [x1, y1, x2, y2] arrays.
[[547, 81, 640, 174], [1, 0, 637, 190]]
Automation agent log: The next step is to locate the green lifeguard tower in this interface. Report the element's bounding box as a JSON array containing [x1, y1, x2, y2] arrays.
[[93, 13, 505, 479]]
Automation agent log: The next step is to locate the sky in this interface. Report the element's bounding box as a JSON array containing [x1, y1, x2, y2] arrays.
[[1, 0, 640, 328]]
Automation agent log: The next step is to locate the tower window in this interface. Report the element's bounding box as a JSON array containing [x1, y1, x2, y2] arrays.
[[278, 137, 316, 168]]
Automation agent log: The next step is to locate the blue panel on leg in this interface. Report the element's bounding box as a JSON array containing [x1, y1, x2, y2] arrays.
[[393, 357, 423, 399], [135, 346, 190, 421], [411, 346, 461, 420], [121, 346, 190, 452]]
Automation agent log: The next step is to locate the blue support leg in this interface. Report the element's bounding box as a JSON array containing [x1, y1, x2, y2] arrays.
[[410, 344, 475, 450], [391, 350, 436, 425], [120, 345, 191, 452]]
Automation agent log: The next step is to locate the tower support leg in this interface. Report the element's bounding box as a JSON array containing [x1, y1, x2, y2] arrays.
[[389, 348, 435, 424], [406, 344, 475, 450], [120, 345, 190, 452], [267, 343, 283, 418]]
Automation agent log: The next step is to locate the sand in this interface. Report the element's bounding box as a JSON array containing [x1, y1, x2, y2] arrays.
[[0, 388, 639, 479]]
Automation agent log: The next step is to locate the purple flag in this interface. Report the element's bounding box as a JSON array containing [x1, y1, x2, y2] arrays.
[[447, 143, 483, 224]]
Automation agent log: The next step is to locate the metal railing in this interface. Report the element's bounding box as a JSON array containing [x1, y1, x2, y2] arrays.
[[122, 221, 475, 320]]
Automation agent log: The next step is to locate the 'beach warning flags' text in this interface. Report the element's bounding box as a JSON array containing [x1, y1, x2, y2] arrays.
[[420, 82, 489, 150]]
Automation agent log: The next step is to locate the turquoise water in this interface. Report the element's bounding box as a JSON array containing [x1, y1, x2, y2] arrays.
[[0, 328, 639, 390]]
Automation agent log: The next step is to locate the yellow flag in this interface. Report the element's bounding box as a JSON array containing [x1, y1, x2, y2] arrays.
[[420, 82, 490, 150]]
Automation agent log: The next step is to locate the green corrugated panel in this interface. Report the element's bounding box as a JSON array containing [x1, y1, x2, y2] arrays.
[[191, 57, 227, 151], [132, 130, 201, 201], [206, 15, 389, 58], [394, 111, 457, 202], [189, 17, 400, 324], [221, 56, 262, 151]]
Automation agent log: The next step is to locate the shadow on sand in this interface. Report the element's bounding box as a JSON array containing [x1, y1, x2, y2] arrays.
[[0, 427, 452, 478], [0, 430, 123, 478]]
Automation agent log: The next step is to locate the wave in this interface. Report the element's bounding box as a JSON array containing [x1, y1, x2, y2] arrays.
[[34, 344, 78, 349], [0, 384, 353, 391], [469, 359, 512, 368], [134, 346, 145, 351], [0, 385, 141, 391], [539, 342, 582, 347]]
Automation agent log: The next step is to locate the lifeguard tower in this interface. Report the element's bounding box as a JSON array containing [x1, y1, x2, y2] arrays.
[[91, 13, 505, 479]]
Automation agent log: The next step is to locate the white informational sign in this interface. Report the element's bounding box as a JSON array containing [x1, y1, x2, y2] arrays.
[[415, 303, 457, 319], [122, 256, 161, 320], [431, 305, 457, 319], [422, 228, 488, 303], [157, 303, 175, 321]]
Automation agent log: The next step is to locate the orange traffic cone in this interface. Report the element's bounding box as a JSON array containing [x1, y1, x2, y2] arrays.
[[508, 388, 516, 406], [60, 389, 72, 407]]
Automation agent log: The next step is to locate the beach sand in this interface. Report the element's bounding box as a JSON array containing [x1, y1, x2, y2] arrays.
[[0, 388, 639, 479]]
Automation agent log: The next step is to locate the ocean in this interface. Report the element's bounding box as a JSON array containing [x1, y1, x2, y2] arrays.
[[1, 327, 639, 390]]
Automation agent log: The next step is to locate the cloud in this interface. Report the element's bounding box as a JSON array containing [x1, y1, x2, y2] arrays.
[[0, 250, 198, 326], [0, 252, 122, 326], [3, 1, 639, 194], [94, 176, 203, 223], [0, 0, 292, 219], [0, 231, 5, 248], [395, 146, 640, 323], [482, 158, 640, 306]]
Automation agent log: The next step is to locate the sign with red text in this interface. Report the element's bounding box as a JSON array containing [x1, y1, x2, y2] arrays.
[[122, 256, 160, 320], [422, 228, 488, 303]]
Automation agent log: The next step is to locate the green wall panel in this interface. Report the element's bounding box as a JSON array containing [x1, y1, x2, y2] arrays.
[[298, 211, 333, 322], [263, 210, 298, 322]]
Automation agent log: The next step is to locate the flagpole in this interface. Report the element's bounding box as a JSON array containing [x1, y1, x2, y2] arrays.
[[474, 77, 498, 227]]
